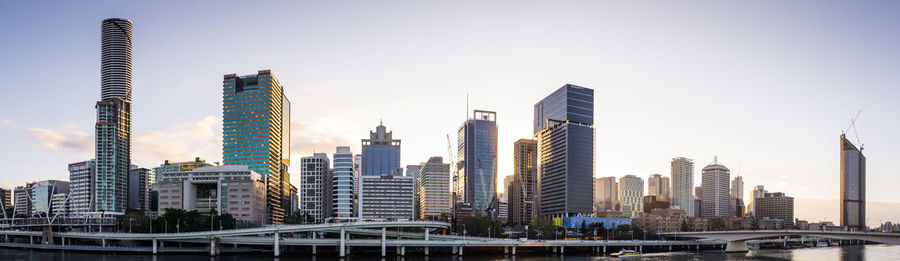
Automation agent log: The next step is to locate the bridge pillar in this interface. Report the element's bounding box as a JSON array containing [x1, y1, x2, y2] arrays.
[[552, 246, 557, 254], [505, 246, 509, 254], [312, 232, 317, 255], [61, 237, 64, 245], [560, 246, 564, 254], [274, 231, 281, 257], [381, 227, 386, 257], [153, 239, 158, 254], [669, 245, 672, 251], [401, 246, 406, 256], [458, 245, 463, 256], [725, 240, 749, 253], [639, 244, 643, 252], [339, 228, 346, 257], [101, 238, 105, 248], [209, 238, 217, 256], [512, 246, 516, 255], [30, 236, 33, 245], [603, 245, 606, 254], [452, 245, 457, 255], [424, 229, 429, 255]]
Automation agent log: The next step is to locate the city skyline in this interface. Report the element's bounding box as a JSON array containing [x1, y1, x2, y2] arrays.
[[2, 1, 900, 223]]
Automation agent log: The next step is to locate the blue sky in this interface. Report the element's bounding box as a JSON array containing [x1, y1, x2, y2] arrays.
[[1, 1, 899, 223]]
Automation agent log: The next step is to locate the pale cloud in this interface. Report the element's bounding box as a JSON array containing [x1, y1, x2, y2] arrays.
[[0, 119, 17, 128], [25, 127, 94, 156], [133, 115, 223, 166], [290, 117, 359, 158]]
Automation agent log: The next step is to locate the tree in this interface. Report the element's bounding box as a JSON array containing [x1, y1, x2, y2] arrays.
[[709, 217, 726, 231], [750, 217, 761, 231], [580, 220, 589, 239], [681, 219, 694, 232], [458, 216, 503, 238], [528, 218, 558, 239]]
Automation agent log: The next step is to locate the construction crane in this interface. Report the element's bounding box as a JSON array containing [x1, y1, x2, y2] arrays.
[[843, 110, 864, 150], [446, 134, 457, 195]]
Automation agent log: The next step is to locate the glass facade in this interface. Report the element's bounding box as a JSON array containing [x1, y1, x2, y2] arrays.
[[361, 123, 401, 176], [94, 99, 131, 212], [841, 134, 866, 230], [534, 84, 594, 218], [332, 146, 354, 218], [456, 110, 498, 215], [223, 70, 290, 224]]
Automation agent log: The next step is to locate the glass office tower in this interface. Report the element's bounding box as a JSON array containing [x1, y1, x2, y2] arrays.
[[456, 110, 498, 215], [223, 70, 291, 224], [361, 122, 401, 176], [840, 134, 866, 230], [332, 146, 354, 219], [534, 84, 594, 218]]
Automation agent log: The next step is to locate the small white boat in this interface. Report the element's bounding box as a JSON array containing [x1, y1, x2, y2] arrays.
[[610, 249, 642, 257], [816, 241, 829, 247]]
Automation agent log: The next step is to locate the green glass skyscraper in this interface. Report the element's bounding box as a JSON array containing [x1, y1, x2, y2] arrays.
[[223, 70, 291, 224]]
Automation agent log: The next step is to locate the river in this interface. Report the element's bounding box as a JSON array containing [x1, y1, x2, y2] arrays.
[[1, 244, 898, 260]]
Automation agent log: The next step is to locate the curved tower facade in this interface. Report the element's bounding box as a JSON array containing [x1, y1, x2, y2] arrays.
[[94, 18, 133, 213], [101, 18, 133, 101], [700, 157, 731, 218]]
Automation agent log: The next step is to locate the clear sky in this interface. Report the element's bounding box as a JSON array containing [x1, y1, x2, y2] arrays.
[[1, 1, 899, 224]]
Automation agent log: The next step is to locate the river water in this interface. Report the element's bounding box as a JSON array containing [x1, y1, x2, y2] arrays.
[[1, 245, 898, 260]]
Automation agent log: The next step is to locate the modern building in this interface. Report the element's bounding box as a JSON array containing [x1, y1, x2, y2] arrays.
[[94, 18, 133, 213], [0, 188, 11, 213], [30, 180, 69, 215], [299, 153, 330, 223], [68, 160, 95, 215], [593, 176, 617, 212], [51, 193, 70, 217], [755, 192, 795, 227], [223, 70, 291, 224], [498, 199, 508, 224], [748, 185, 767, 215], [151, 157, 213, 184], [648, 174, 670, 198], [731, 197, 745, 217], [290, 184, 298, 216], [406, 164, 422, 219], [417, 157, 450, 221], [456, 110, 498, 216], [502, 175, 513, 201], [157, 166, 266, 225], [13, 182, 34, 216], [731, 176, 744, 200], [508, 139, 537, 226], [618, 175, 644, 217], [643, 195, 670, 213], [360, 175, 415, 221], [701, 157, 731, 218], [361, 122, 401, 176], [671, 157, 695, 217], [128, 167, 151, 212], [840, 134, 866, 230], [534, 84, 594, 218], [332, 146, 354, 219]]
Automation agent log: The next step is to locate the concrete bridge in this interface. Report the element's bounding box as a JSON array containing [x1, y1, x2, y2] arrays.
[[0, 221, 735, 257], [661, 230, 900, 252]]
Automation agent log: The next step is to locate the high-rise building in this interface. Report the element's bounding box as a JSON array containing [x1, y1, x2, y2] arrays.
[[406, 164, 422, 219], [648, 174, 670, 198], [94, 18, 133, 213], [671, 157, 695, 217], [731, 176, 744, 200], [51, 193, 70, 217], [593, 176, 618, 212], [68, 160, 95, 215], [361, 122, 401, 176], [619, 175, 644, 217], [299, 153, 330, 223], [456, 110, 498, 216], [151, 157, 212, 184], [352, 154, 362, 216], [508, 139, 537, 226], [748, 185, 767, 215], [534, 85, 594, 218], [223, 70, 291, 224], [755, 192, 794, 227], [332, 146, 354, 219], [128, 167, 151, 212], [502, 175, 513, 201], [701, 157, 730, 218], [841, 134, 866, 230], [360, 175, 415, 221], [417, 157, 450, 221], [157, 166, 266, 225]]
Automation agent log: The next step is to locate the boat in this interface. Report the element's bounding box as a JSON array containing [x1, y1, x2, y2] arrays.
[[830, 241, 840, 247], [817, 241, 829, 247], [748, 244, 760, 250], [610, 249, 642, 257]]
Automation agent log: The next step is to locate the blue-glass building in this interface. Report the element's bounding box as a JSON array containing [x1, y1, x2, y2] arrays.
[[361, 122, 401, 176], [456, 110, 498, 216], [534, 84, 594, 218], [223, 70, 291, 224], [332, 146, 355, 219]]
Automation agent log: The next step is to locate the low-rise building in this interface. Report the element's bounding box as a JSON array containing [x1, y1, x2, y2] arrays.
[[157, 166, 266, 225], [360, 175, 415, 221], [755, 192, 794, 227], [68, 160, 95, 215], [632, 208, 686, 232], [643, 195, 670, 213]]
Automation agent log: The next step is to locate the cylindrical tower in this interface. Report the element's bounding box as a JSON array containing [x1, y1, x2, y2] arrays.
[[101, 18, 132, 101]]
